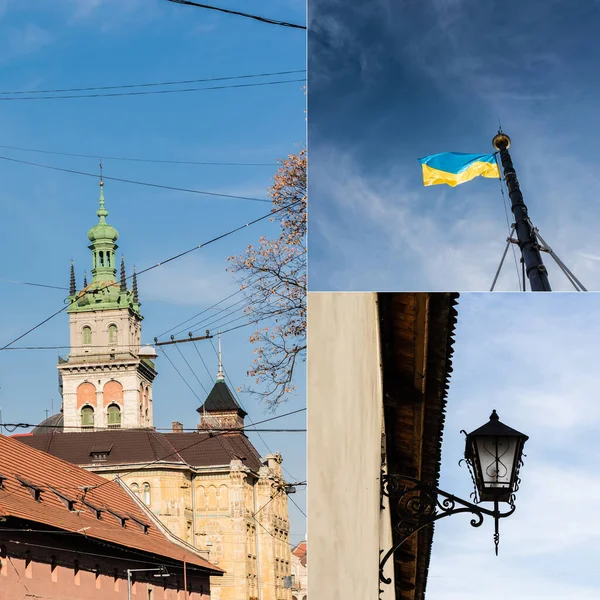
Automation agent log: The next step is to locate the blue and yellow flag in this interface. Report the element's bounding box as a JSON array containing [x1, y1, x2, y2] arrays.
[[418, 152, 500, 187]]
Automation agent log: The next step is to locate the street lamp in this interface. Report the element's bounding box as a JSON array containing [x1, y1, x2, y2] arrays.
[[379, 410, 528, 587], [127, 566, 170, 600]]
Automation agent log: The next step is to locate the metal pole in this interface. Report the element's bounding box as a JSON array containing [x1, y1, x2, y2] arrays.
[[127, 569, 132, 600], [492, 132, 551, 291]]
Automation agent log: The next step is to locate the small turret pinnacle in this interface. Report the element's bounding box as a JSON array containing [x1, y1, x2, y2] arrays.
[[132, 267, 139, 303], [97, 168, 108, 224], [83, 271, 88, 287], [120, 256, 127, 292], [216, 331, 225, 382], [69, 261, 76, 296]]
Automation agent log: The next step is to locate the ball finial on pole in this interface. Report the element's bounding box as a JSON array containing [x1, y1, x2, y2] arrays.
[[492, 132, 511, 151]]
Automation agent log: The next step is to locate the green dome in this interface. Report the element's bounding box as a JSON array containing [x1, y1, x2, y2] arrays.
[[88, 221, 118, 242], [87, 182, 118, 242]]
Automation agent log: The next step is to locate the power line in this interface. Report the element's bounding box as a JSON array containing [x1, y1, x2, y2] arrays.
[[287, 494, 307, 518], [0, 155, 271, 203], [0, 78, 305, 101], [0, 278, 68, 291], [165, 0, 306, 29], [0, 423, 305, 432], [155, 288, 248, 339], [0, 144, 276, 167], [0, 70, 305, 96], [0, 200, 301, 351]]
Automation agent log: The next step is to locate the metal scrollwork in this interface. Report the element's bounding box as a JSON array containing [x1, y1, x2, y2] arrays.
[[379, 474, 516, 588]]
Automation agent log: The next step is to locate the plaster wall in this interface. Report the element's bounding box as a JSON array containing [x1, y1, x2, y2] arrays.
[[61, 367, 152, 429], [68, 308, 141, 358], [307, 292, 385, 600], [0, 540, 210, 600]]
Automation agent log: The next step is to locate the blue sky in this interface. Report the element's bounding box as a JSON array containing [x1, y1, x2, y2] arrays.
[[308, 0, 600, 291], [428, 292, 600, 599], [0, 0, 306, 545]]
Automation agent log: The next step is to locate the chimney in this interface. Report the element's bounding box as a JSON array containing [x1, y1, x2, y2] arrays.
[[172, 421, 183, 433]]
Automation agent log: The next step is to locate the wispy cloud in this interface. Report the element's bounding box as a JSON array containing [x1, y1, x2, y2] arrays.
[[0, 22, 52, 63], [139, 253, 237, 308]]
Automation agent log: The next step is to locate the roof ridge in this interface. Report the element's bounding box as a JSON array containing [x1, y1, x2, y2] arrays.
[[148, 430, 186, 464]]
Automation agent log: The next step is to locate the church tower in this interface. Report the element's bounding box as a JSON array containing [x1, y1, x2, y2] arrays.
[[58, 179, 157, 431]]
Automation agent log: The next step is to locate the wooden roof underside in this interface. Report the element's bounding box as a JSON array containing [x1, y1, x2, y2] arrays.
[[378, 293, 458, 600]]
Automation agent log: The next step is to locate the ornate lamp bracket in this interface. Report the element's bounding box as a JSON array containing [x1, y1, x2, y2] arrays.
[[379, 474, 516, 587]]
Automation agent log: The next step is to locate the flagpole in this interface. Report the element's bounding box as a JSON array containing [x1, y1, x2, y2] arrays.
[[492, 131, 551, 291]]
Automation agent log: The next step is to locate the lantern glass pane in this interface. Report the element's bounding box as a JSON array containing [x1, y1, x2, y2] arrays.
[[474, 435, 518, 492]]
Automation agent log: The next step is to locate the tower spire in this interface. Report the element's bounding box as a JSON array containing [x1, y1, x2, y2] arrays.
[[120, 256, 127, 292], [83, 271, 88, 287], [69, 260, 76, 296], [132, 267, 139, 303], [97, 160, 108, 224], [216, 331, 225, 382]]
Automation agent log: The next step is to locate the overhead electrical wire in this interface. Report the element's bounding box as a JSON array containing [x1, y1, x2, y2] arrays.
[[0, 78, 305, 101], [0, 69, 305, 96], [0, 155, 271, 203], [0, 200, 301, 352], [0, 278, 68, 291], [0, 144, 277, 167], [165, 0, 306, 29]]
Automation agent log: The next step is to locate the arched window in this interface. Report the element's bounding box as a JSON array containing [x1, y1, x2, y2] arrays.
[[142, 483, 151, 506], [99, 251, 104, 267], [130, 483, 140, 497], [108, 324, 118, 344], [81, 406, 94, 428], [82, 326, 92, 345], [107, 404, 121, 429]]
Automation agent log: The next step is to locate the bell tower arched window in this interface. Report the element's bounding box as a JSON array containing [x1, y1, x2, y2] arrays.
[[107, 404, 121, 429], [108, 324, 118, 344], [82, 326, 92, 345], [81, 406, 94, 428]]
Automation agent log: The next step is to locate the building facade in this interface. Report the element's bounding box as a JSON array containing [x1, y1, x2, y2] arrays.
[[21, 182, 293, 600], [290, 541, 307, 600]]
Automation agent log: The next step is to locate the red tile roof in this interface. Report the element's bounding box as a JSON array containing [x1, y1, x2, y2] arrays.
[[292, 541, 307, 566], [0, 434, 223, 574]]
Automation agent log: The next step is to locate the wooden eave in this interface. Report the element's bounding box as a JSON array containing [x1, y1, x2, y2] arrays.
[[378, 293, 458, 600]]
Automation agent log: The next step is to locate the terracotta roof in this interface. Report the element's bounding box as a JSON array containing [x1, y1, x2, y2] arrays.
[[19, 429, 262, 472], [292, 541, 307, 566], [0, 434, 223, 574], [197, 381, 248, 417]]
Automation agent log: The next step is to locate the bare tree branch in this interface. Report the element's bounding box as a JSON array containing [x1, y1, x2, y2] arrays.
[[228, 149, 306, 409]]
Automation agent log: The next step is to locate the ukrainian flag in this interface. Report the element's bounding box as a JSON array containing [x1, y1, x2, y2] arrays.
[[418, 152, 500, 187]]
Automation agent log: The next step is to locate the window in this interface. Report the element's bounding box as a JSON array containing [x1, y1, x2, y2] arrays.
[[142, 483, 151, 506], [131, 483, 140, 497], [107, 404, 121, 428], [108, 324, 118, 344], [81, 406, 94, 428], [82, 326, 92, 345], [99, 251, 104, 267]]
